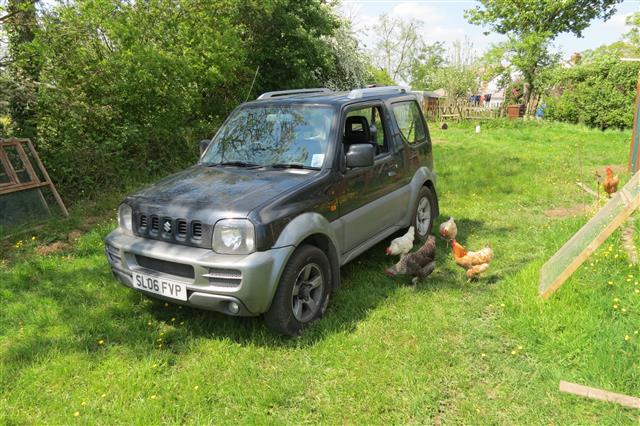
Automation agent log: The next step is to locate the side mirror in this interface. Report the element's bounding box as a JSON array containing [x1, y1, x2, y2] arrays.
[[199, 139, 211, 156], [345, 144, 375, 168]]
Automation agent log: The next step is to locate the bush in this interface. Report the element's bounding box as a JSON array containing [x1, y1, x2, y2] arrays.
[[545, 55, 640, 130]]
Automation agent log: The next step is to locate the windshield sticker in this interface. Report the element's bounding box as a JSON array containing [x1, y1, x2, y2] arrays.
[[311, 154, 324, 168]]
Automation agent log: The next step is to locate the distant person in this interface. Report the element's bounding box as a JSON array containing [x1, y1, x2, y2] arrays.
[[536, 102, 546, 120]]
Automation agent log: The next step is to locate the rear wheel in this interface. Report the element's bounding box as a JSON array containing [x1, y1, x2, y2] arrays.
[[265, 245, 331, 336], [413, 186, 436, 242]]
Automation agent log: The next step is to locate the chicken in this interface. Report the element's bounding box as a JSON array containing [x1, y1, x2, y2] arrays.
[[386, 226, 414, 257], [603, 167, 619, 198], [451, 239, 493, 280], [439, 217, 457, 241], [385, 235, 436, 285]]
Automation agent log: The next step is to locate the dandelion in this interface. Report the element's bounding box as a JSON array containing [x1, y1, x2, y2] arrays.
[[171, 317, 176, 322], [636, 289, 639, 294], [180, 321, 184, 325], [147, 321, 153, 326], [614, 298, 620, 302], [194, 385, 199, 390], [74, 412, 80, 417], [608, 281, 614, 285], [629, 275, 634, 278], [622, 308, 627, 313], [613, 304, 619, 309], [627, 278, 632, 282], [160, 332, 164, 336], [500, 303, 506, 308], [511, 350, 517, 355], [517, 345, 523, 350], [101, 393, 106, 398], [481, 353, 486, 358], [98, 339, 104, 345], [625, 335, 631, 341], [31, 236, 36, 241], [152, 364, 158, 368], [81, 401, 86, 406], [151, 395, 157, 400]]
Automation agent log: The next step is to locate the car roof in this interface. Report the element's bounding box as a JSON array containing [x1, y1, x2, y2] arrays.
[[243, 87, 417, 107]]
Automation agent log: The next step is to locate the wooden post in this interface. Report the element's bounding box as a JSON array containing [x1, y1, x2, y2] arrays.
[[628, 78, 640, 173]]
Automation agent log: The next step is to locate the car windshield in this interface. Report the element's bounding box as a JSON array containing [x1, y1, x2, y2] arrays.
[[201, 105, 334, 169]]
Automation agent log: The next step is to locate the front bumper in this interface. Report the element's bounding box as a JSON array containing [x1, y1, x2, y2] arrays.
[[104, 229, 294, 315]]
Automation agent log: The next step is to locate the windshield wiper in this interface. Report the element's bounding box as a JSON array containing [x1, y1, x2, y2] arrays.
[[203, 161, 261, 168], [268, 163, 318, 170]]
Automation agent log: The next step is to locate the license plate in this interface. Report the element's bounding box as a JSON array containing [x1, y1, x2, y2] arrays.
[[132, 272, 188, 301]]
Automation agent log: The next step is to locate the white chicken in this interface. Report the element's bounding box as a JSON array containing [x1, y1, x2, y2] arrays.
[[439, 217, 457, 241], [386, 226, 415, 257]]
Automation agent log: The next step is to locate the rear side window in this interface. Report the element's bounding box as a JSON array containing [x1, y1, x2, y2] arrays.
[[392, 101, 426, 145]]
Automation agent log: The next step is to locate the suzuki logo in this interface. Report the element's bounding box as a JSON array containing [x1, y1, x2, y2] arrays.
[[163, 220, 172, 233]]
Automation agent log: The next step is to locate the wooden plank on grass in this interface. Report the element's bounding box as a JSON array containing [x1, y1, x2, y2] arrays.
[[540, 171, 640, 299], [559, 381, 640, 409], [576, 181, 597, 198]]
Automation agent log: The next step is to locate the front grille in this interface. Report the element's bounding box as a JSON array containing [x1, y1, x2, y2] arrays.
[[135, 255, 195, 279], [177, 219, 187, 237], [192, 221, 202, 239], [204, 268, 242, 287], [135, 211, 210, 246]]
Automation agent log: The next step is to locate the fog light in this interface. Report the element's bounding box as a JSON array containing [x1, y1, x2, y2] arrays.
[[228, 301, 240, 314]]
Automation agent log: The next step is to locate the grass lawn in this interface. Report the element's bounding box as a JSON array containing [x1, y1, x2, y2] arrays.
[[2, 120, 640, 424]]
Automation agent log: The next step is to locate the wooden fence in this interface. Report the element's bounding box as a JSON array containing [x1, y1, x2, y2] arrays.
[[422, 98, 505, 123]]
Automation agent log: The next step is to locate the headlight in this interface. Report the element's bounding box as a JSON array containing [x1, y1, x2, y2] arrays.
[[212, 219, 255, 254], [117, 203, 133, 233]]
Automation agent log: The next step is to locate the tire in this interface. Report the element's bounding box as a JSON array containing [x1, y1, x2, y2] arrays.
[[264, 245, 331, 336], [412, 186, 437, 242]]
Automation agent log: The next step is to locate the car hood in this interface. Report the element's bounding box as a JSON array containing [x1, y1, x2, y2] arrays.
[[127, 165, 316, 221]]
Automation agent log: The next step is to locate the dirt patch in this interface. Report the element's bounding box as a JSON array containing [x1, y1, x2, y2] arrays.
[[545, 204, 592, 218], [67, 230, 82, 241], [35, 241, 69, 256]]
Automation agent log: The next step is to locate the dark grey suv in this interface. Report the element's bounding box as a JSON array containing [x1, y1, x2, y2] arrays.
[[104, 86, 439, 335]]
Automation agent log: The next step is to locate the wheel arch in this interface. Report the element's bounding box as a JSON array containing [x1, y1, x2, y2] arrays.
[[272, 212, 342, 292]]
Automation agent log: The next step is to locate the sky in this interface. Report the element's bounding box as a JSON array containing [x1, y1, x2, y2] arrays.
[[339, 0, 640, 59]]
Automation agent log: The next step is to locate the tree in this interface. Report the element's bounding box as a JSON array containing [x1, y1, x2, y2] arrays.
[[370, 13, 422, 82], [431, 38, 479, 99], [465, 0, 623, 37], [3, 0, 39, 138], [465, 0, 622, 113], [409, 42, 445, 90]]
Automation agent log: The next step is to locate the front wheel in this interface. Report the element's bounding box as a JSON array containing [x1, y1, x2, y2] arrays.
[[413, 186, 437, 242], [264, 245, 331, 336]]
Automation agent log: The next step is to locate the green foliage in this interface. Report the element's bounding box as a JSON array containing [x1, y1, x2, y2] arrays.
[[3, 0, 368, 200], [366, 65, 396, 86], [545, 55, 640, 130], [409, 42, 445, 90], [465, 0, 623, 37]]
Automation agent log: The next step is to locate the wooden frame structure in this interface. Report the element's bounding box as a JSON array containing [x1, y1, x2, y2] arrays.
[[0, 137, 68, 217]]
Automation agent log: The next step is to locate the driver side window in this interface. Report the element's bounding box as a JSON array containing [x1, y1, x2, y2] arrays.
[[344, 105, 389, 156]]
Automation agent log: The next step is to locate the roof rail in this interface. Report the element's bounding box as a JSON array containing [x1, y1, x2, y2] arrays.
[[257, 88, 333, 100], [347, 86, 410, 99]]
